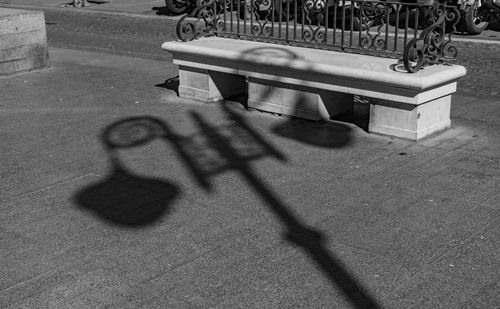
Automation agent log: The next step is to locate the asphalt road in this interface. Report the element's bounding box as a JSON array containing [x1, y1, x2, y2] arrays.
[[43, 8, 500, 99], [44, 9, 179, 60]]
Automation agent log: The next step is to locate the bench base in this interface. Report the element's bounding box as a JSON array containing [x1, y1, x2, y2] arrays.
[[179, 65, 246, 103], [248, 77, 354, 121], [166, 38, 466, 141], [369, 95, 452, 140], [177, 65, 454, 140]]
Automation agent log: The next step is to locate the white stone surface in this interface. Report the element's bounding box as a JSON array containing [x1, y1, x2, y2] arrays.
[[369, 95, 452, 140], [164, 37, 467, 140], [248, 77, 353, 121], [178, 65, 246, 103], [163, 37, 466, 93], [0, 8, 48, 75]]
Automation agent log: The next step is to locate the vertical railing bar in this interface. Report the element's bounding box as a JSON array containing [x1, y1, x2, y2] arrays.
[[301, 0, 305, 40], [341, 0, 345, 47], [414, 6, 419, 39], [394, 3, 399, 52], [286, 0, 290, 41], [349, 0, 354, 47], [243, 0, 247, 34], [214, 0, 218, 35], [358, 1, 363, 48], [250, 0, 254, 36], [384, 1, 389, 50], [279, 0, 282, 38], [404, 5, 409, 48], [272, 0, 276, 36], [230, 0, 233, 33], [333, 1, 337, 45], [324, 3, 329, 44], [237, 0, 241, 34], [223, 0, 227, 34], [294, 0, 297, 40]]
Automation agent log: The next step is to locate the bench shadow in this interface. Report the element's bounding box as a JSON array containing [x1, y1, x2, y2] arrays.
[[156, 75, 180, 96], [331, 95, 371, 132], [272, 119, 353, 148], [73, 118, 181, 227]]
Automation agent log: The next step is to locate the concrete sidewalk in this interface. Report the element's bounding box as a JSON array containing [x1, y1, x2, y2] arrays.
[[0, 46, 498, 308]]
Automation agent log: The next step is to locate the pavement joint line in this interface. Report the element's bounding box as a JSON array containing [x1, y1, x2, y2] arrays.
[[479, 192, 500, 206], [0, 173, 99, 204], [0, 265, 64, 294], [462, 280, 500, 308]]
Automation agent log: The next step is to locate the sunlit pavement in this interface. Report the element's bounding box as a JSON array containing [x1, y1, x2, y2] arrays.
[[0, 2, 499, 308]]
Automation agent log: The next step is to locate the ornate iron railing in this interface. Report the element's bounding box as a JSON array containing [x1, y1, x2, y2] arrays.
[[176, 0, 460, 72]]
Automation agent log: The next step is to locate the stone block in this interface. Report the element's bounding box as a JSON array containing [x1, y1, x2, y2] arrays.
[[178, 65, 246, 103], [248, 77, 354, 121], [369, 95, 452, 140], [0, 8, 48, 75]]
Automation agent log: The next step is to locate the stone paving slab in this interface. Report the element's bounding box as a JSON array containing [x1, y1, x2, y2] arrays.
[[0, 47, 499, 308]]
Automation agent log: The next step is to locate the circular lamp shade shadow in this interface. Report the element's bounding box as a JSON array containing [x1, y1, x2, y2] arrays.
[[74, 116, 180, 227]]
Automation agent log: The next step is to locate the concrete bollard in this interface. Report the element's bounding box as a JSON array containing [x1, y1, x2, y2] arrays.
[[0, 8, 48, 75]]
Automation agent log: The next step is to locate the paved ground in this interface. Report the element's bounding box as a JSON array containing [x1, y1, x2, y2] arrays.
[[1, 0, 500, 41], [1, 2, 499, 309]]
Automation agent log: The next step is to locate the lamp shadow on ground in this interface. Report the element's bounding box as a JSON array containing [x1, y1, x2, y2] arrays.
[[73, 118, 181, 227], [204, 103, 380, 309], [97, 101, 378, 308], [147, 45, 380, 307]]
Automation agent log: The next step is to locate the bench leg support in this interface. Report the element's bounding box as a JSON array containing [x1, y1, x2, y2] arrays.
[[368, 95, 451, 140], [248, 77, 353, 120], [178, 66, 246, 103]]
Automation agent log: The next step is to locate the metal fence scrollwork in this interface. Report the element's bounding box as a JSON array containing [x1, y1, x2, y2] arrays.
[[403, 3, 460, 72], [176, 0, 460, 73]]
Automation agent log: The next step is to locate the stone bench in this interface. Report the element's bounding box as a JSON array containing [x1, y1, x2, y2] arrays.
[[0, 8, 48, 76], [162, 37, 466, 140]]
